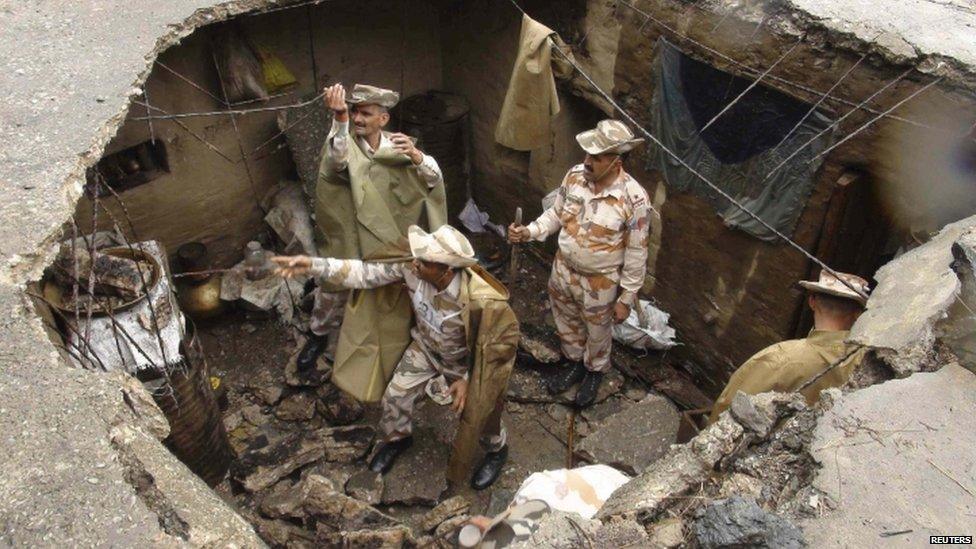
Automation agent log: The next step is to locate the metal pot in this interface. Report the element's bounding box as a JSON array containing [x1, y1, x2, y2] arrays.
[[176, 275, 225, 321]]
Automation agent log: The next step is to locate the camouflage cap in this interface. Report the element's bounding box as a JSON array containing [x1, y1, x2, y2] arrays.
[[347, 84, 400, 108], [576, 119, 644, 155], [798, 269, 870, 306], [407, 225, 477, 268]]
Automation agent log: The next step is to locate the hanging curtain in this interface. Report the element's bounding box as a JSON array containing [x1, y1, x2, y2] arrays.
[[648, 38, 834, 242]]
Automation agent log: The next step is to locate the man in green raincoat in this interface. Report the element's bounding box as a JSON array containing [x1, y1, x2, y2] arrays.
[[299, 83, 448, 402]]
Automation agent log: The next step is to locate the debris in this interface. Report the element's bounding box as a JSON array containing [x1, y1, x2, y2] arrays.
[[232, 431, 327, 493], [249, 380, 284, 407], [577, 395, 680, 475], [345, 470, 384, 506], [274, 392, 316, 422], [259, 479, 304, 519], [317, 526, 415, 548], [597, 415, 746, 522], [730, 392, 774, 436], [519, 334, 562, 364], [381, 427, 449, 506], [612, 299, 678, 351], [302, 474, 402, 532], [718, 473, 766, 502], [594, 518, 652, 547], [508, 511, 601, 549], [52, 246, 149, 300], [692, 497, 804, 549], [314, 425, 375, 463], [624, 386, 648, 401], [241, 403, 270, 426], [421, 496, 471, 532], [316, 384, 364, 425], [647, 517, 684, 548], [240, 322, 257, 334], [262, 181, 316, 255]]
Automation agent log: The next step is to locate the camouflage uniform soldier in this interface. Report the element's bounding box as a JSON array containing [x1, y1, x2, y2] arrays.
[[275, 225, 519, 490], [300, 83, 447, 396], [510, 120, 652, 408]]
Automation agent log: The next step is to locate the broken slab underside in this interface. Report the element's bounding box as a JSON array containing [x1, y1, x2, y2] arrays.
[[850, 215, 976, 374], [801, 364, 976, 546]]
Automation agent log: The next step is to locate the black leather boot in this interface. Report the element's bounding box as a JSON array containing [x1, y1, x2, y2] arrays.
[[297, 334, 328, 372], [471, 445, 508, 490], [574, 370, 604, 408], [369, 437, 413, 474], [547, 360, 586, 395]]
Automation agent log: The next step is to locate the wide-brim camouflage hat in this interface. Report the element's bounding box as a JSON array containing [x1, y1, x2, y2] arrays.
[[407, 225, 477, 268], [347, 84, 399, 108], [798, 269, 870, 306], [576, 119, 644, 155]]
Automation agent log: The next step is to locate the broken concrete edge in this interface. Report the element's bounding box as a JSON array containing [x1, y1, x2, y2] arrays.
[[695, 0, 976, 91], [850, 215, 976, 375], [4, 0, 315, 287], [593, 389, 830, 541]]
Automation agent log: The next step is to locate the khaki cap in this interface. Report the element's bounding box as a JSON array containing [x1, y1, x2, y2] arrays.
[[576, 119, 644, 155], [798, 269, 870, 306], [347, 84, 400, 108], [407, 225, 477, 268]]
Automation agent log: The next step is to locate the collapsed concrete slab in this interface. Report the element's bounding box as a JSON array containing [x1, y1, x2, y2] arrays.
[[577, 394, 680, 475], [801, 364, 976, 547], [850, 215, 976, 375]]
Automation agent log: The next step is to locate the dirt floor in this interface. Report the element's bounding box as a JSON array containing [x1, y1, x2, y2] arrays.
[[196, 233, 706, 544]]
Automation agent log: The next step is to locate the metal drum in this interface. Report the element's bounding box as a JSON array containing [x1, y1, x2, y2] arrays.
[[395, 91, 471, 222], [141, 321, 232, 486]]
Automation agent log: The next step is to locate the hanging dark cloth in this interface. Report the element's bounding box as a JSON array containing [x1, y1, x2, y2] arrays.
[[647, 38, 834, 242]]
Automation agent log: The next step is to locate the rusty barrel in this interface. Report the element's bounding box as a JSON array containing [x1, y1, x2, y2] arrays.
[[141, 324, 232, 486]]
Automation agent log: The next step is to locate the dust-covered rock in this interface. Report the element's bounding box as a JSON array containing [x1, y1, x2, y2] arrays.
[[232, 430, 326, 492], [275, 392, 316, 422], [302, 474, 401, 532], [577, 394, 679, 474], [421, 496, 471, 532], [647, 517, 684, 548], [314, 424, 375, 462], [692, 497, 804, 548], [345, 470, 383, 505]]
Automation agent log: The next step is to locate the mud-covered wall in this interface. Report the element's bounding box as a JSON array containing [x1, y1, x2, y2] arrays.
[[76, 0, 443, 267]]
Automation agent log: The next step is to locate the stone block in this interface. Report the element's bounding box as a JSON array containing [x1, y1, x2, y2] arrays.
[[577, 394, 680, 475]]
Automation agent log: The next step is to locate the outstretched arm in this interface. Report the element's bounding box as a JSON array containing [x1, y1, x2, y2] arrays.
[[273, 256, 405, 289], [508, 173, 569, 243]]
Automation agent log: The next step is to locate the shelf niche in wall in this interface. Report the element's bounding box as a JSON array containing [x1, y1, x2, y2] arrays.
[[85, 140, 169, 197]]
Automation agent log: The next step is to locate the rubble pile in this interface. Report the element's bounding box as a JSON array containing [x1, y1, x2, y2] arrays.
[[50, 245, 153, 310], [596, 391, 821, 547]]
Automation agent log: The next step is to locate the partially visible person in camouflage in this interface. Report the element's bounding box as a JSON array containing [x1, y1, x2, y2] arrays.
[[274, 224, 519, 490], [509, 119, 653, 408]]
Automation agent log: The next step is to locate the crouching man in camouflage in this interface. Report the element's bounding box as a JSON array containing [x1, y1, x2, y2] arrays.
[[509, 120, 652, 408], [274, 225, 519, 490]]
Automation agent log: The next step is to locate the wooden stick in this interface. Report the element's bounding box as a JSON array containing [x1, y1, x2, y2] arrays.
[[508, 207, 523, 284]]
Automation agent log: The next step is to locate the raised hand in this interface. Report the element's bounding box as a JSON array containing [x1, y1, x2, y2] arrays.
[[323, 84, 348, 122]]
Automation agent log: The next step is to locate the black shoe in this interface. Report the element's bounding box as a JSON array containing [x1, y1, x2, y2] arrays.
[[547, 360, 586, 395], [471, 445, 508, 490], [574, 371, 604, 408], [369, 437, 413, 474], [297, 334, 328, 372]]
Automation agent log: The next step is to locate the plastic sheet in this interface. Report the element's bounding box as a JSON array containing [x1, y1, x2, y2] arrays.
[[612, 299, 678, 351]]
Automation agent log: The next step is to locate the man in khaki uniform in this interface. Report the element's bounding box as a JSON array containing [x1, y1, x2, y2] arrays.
[[709, 270, 871, 423], [299, 83, 448, 403], [275, 225, 519, 490], [509, 120, 653, 408]]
